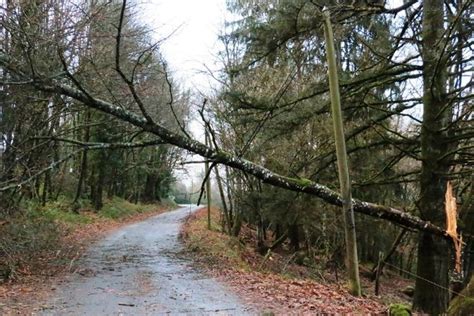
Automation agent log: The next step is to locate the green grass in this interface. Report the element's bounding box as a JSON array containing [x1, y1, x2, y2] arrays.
[[17, 195, 173, 240], [20, 196, 176, 223], [44, 207, 93, 224], [1, 196, 174, 281], [21, 197, 92, 225], [99, 197, 173, 219], [389, 303, 411, 316]]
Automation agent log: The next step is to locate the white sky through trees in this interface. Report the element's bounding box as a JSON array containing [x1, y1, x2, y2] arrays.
[[141, 0, 227, 92], [141, 0, 228, 193]]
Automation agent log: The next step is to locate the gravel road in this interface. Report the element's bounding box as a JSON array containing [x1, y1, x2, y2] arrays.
[[41, 205, 252, 315]]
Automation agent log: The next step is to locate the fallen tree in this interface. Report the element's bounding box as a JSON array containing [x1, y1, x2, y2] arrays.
[[0, 0, 449, 239], [4, 73, 445, 239]]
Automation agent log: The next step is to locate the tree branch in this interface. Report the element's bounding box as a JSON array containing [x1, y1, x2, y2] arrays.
[[33, 136, 166, 149], [114, 0, 154, 123], [0, 149, 83, 192], [27, 79, 452, 239]]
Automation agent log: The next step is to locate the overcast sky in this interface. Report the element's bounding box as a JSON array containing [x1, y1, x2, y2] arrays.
[[140, 0, 229, 189], [141, 0, 228, 92]]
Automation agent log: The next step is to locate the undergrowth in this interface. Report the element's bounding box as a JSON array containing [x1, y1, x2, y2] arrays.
[[0, 211, 61, 281], [181, 207, 412, 313], [181, 208, 325, 279], [100, 197, 164, 219], [181, 207, 249, 270], [0, 196, 174, 282]]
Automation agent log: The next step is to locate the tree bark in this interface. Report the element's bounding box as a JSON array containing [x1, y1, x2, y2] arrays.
[[205, 131, 211, 230], [289, 223, 300, 251], [413, 0, 451, 313], [215, 166, 231, 234], [225, 167, 235, 230], [142, 173, 161, 203], [461, 175, 474, 288], [41, 170, 50, 206], [73, 109, 91, 206], [91, 156, 106, 210]]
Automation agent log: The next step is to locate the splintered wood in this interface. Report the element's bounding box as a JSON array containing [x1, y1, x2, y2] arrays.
[[445, 181, 462, 273]]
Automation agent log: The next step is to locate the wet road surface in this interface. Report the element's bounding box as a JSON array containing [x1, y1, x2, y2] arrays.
[[42, 205, 252, 315]]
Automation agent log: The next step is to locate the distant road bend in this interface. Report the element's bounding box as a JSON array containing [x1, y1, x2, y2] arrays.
[[42, 205, 251, 315]]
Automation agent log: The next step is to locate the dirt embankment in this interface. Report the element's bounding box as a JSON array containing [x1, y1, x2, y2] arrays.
[[180, 207, 412, 314]]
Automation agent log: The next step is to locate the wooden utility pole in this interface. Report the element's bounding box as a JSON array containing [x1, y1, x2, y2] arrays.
[[205, 131, 212, 230], [322, 9, 361, 296]]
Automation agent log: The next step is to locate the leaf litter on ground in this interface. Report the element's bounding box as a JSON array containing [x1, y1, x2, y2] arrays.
[[181, 207, 412, 314]]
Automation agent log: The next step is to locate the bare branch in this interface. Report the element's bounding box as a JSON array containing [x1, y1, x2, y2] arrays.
[[114, 0, 153, 123], [0, 149, 83, 193], [198, 99, 220, 150], [163, 61, 191, 138], [197, 162, 217, 206], [33, 136, 165, 149]]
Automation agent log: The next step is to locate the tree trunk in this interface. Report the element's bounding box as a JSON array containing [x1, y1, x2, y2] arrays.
[[413, 0, 451, 313], [215, 166, 231, 234], [257, 217, 267, 254], [323, 10, 361, 296], [73, 110, 91, 205], [91, 154, 106, 211], [461, 175, 474, 288], [142, 173, 159, 203], [92, 164, 105, 210], [414, 234, 450, 312], [289, 223, 300, 251], [41, 169, 50, 206], [225, 167, 235, 229], [205, 131, 212, 230]]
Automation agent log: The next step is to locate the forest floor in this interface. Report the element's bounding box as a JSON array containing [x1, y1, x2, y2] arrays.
[[180, 207, 413, 314], [0, 199, 173, 315]]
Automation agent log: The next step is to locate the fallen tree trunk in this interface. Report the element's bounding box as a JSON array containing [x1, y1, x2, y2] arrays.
[[0, 52, 448, 238], [34, 80, 448, 238]]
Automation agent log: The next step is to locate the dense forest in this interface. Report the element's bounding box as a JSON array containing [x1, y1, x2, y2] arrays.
[[0, 0, 472, 314]]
